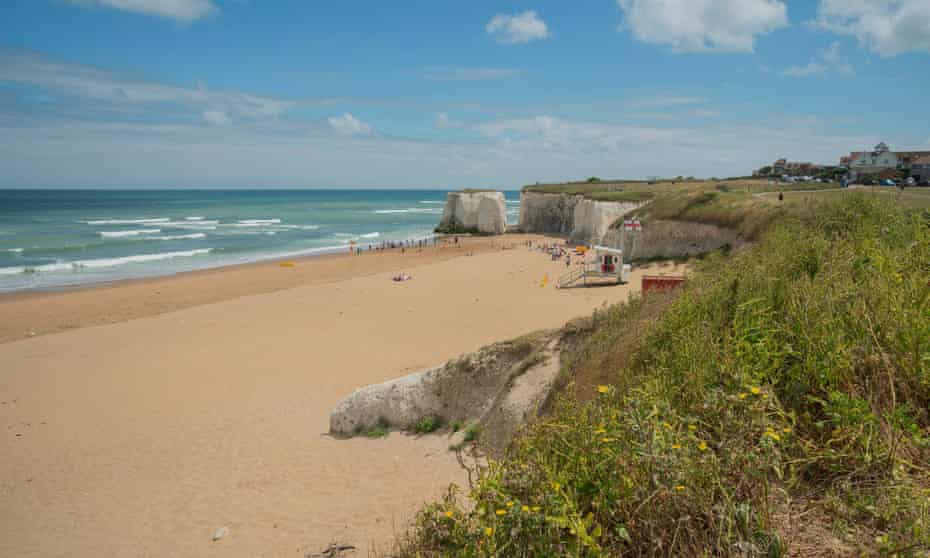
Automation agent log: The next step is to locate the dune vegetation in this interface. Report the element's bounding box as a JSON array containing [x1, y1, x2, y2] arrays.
[[394, 195, 930, 557]]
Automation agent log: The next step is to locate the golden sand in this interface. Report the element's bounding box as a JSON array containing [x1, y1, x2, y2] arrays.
[[0, 235, 685, 556]]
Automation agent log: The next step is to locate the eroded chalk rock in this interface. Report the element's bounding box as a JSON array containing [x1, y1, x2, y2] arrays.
[[437, 191, 507, 235], [329, 330, 573, 452]]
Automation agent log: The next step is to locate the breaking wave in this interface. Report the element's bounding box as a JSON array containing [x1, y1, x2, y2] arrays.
[[0, 249, 213, 276], [99, 229, 162, 238]]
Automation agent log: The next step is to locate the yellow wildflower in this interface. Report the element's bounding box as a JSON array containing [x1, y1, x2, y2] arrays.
[[601, 437, 613, 443], [521, 505, 530, 513], [688, 424, 697, 432], [597, 385, 610, 394], [594, 428, 606, 434], [738, 393, 748, 400], [495, 509, 506, 516], [663, 421, 673, 430], [551, 481, 561, 491], [485, 527, 493, 537], [531, 506, 541, 512], [698, 441, 708, 451], [783, 427, 792, 434], [762, 393, 769, 399], [671, 443, 681, 450], [674, 485, 685, 492], [506, 501, 514, 508], [765, 430, 781, 441], [443, 510, 454, 519], [749, 386, 761, 395]]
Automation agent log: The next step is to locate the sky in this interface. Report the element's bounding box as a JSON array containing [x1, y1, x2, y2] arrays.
[[1, 0, 929, 189]]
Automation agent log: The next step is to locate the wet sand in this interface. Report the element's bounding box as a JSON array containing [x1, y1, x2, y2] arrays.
[[0, 236, 686, 557]]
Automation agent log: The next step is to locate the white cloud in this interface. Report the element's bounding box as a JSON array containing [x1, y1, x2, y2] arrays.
[[422, 67, 518, 81], [617, 0, 788, 53], [328, 113, 372, 136], [783, 61, 828, 77], [65, 0, 216, 21], [0, 112, 883, 189], [486, 11, 549, 44], [0, 50, 293, 121], [814, 0, 930, 57], [202, 109, 230, 126], [435, 113, 463, 129], [783, 41, 853, 77]]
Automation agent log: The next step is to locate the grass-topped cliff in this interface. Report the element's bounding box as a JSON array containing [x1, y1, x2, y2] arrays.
[[523, 178, 930, 241], [394, 195, 930, 556]]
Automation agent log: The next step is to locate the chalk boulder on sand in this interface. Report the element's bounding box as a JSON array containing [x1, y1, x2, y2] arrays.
[[436, 191, 507, 235], [330, 324, 588, 452]]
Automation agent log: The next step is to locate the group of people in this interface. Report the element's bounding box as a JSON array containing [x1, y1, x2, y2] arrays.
[[353, 236, 439, 256], [526, 239, 581, 267]]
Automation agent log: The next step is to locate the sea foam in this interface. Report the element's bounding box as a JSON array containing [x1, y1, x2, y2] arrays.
[[238, 219, 281, 225], [99, 229, 162, 238], [86, 218, 170, 225], [0, 249, 213, 275]]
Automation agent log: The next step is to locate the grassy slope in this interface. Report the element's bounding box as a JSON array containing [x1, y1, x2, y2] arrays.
[[396, 196, 930, 557]]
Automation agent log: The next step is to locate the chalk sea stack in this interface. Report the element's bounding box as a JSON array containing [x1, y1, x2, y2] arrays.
[[436, 190, 507, 235]]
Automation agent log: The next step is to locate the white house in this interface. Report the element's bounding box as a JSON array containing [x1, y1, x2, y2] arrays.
[[845, 142, 899, 181]]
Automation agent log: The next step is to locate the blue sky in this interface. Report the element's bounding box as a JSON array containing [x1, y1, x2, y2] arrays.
[[2, 0, 929, 188]]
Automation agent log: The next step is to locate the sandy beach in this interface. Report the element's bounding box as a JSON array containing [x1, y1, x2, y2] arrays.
[[0, 235, 685, 557]]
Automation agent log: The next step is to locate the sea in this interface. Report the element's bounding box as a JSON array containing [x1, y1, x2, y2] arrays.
[[0, 189, 521, 293]]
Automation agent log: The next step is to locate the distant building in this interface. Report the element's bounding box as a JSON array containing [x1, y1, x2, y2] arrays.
[[761, 158, 826, 177], [911, 155, 930, 182], [842, 142, 930, 181], [772, 158, 787, 175]]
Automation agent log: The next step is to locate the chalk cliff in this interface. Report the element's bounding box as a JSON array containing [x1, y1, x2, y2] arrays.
[[602, 219, 743, 261], [437, 191, 507, 235], [518, 192, 644, 243]]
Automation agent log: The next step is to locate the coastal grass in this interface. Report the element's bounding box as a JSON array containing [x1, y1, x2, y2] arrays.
[[463, 423, 481, 443], [365, 417, 392, 439], [394, 195, 930, 556], [522, 177, 838, 201], [413, 416, 442, 435]]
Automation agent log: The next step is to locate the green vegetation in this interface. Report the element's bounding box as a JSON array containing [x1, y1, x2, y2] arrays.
[[462, 423, 482, 443], [365, 417, 391, 439], [522, 177, 840, 208], [395, 196, 930, 556], [413, 415, 442, 435], [523, 181, 657, 202], [630, 190, 788, 240]]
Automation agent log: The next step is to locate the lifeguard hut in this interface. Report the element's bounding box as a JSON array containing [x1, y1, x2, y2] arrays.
[[557, 245, 631, 288]]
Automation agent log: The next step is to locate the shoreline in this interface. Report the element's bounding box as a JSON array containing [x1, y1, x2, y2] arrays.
[[0, 235, 686, 557], [0, 234, 525, 344]]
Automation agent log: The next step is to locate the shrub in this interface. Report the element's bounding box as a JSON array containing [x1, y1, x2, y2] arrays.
[[463, 423, 481, 443], [395, 196, 930, 556], [413, 415, 441, 434], [366, 417, 391, 439]]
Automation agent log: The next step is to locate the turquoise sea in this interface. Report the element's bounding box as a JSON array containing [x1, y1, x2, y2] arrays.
[[0, 189, 521, 292]]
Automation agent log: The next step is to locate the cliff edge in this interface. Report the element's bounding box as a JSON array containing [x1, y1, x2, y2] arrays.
[[518, 191, 644, 243]]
